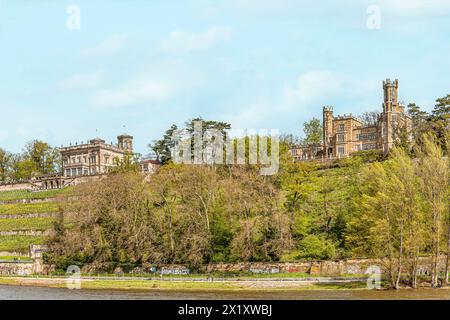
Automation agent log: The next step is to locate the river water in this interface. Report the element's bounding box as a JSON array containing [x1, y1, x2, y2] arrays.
[[1, 285, 450, 300]]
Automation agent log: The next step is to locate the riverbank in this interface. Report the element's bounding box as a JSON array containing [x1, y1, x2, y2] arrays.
[[1, 281, 450, 300], [0, 276, 367, 292]]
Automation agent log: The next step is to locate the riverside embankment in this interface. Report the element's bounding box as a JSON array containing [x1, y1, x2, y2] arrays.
[[1, 280, 450, 300]]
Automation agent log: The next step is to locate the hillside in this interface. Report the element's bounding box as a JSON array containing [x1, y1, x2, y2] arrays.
[[0, 188, 68, 262]]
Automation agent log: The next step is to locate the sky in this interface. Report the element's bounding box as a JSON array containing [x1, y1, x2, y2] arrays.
[[0, 0, 449, 155]]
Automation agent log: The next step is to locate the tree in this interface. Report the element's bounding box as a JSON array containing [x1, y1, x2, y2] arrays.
[[302, 118, 322, 146], [430, 95, 450, 151], [149, 124, 178, 164], [46, 173, 162, 271], [185, 117, 231, 138], [110, 152, 141, 174], [416, 134, 448, 287], [432, 95, 450, 122], [8, 154, 36, 181], [0, 148, 12, 182], [346, 147, 425, 289], [359, 111, 380, 126], [279, 134, 301, 148], [24, 140, 60, 175], [149, 118, 232, 165], [407, 103, 429, 142], [444, 132, 450, 286]]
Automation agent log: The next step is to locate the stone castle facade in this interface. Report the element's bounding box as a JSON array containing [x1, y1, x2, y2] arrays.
[[61, 134, 134, 177], [291, 79, 412, 161], [0, 134, 161, 192]]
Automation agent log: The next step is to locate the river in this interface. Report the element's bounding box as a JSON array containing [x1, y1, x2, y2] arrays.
[[1, 285, 450, 300]]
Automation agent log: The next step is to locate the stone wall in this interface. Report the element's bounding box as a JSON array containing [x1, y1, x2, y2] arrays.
[[2, 257, 447, 276], [131, 257, 445, 277], [0, 182, 32, 192], [202, 259, 376, 276], [0, 262, 35, 276]]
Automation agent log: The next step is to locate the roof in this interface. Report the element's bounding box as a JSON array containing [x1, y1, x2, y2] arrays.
[[140, 159, 161, 165]]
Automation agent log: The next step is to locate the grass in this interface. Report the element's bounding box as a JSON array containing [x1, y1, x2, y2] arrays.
[[0, 235, 43, 252], [0, 217, 55, 231], [0, 202, 59, 215], [0, 256, 32, 262], [0, 188, 70, 202], [153, 272, 315, 279], [0, 277, 368, 291]]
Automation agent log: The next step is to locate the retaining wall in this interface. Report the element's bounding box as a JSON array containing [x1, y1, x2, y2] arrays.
[[0, 262, 35, 276]]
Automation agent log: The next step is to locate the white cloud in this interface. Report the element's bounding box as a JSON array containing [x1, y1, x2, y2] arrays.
[[90, 79, 172, 108], [162, 27, 232, 54], [59, 70, 104, 89], [283, 70, 345, 105], [82, 34, 128, 56]]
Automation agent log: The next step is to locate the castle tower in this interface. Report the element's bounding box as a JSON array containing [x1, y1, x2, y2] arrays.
[[117, 134, 134, 153], [381, 79, 402, 153], [323, 106, 334, 158], [383, 78, 399, 113]]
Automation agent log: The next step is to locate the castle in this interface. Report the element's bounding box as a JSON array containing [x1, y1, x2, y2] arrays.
[[0, 134, 160, 192], [61, 134, 134, 177], [290, 79, 412, 161]]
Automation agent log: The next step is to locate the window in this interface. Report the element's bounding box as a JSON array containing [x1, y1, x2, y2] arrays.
[[71, 168, 77, 176], [77, 168, 82, 176], [363, 144, 377, 150], [337, 134, 345, 142], [83, 169, 89, 176], [338, 124, 345, 131], [356, 134, 362, 141], [338, 146, 345, 155], [65, 169, 71, 177]]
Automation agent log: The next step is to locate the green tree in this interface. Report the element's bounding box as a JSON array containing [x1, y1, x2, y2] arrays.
[[302, 118, 323, 146], [0, 148, 12, 182], [407, 103, 429, 141], [346, 148, 425, 289], [150, 118, 232, 165], [430, 95, 450, 151], [149, 124, 178, 164], [8, 154, 37, 181], [416, 134, 448, 287], [110, 152, 141, 174], [24, 140, 60, 175]]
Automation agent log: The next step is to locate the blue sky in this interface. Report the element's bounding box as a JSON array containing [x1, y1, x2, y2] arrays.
[[0, 0, 449, 155]]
